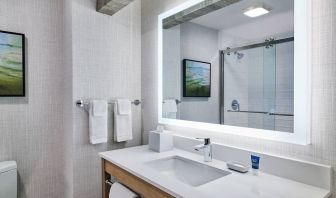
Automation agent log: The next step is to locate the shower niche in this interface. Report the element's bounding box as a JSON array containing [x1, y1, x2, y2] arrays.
[[159, 0, 311, 144]]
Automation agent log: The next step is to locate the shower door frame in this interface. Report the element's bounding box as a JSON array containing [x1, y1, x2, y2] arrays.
[[219, 37, 295, 124]]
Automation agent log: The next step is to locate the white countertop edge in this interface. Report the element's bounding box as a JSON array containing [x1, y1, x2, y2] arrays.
[[99, 146, 331, 198]]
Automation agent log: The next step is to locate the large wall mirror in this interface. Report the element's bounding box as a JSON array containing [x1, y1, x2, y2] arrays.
[[158, 0, 311, 144]]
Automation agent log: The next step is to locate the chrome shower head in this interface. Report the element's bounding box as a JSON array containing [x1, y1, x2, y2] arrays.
[[234, 51, 244, 60]]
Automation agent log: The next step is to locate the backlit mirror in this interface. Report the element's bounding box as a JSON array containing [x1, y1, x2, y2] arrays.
[[159, 0, 311, 144]]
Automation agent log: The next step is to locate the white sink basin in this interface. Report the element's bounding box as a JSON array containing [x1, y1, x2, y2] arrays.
[[145, 156, 231, 187]]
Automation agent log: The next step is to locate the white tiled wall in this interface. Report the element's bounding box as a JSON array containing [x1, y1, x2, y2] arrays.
[[70, 0, 142, 197], [0, 1, 142, 198], [0, 1, 65, 198], [63, 0, 74, 197], [141, 0, 336, 197], [275, 41, 294, 132]]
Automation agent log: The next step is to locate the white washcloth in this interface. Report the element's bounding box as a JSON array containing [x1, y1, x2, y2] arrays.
[[89, 100, 108, 144], [114, 99, 132, 142], [109, 182, 138, 198], [163, 99, 177, 119]]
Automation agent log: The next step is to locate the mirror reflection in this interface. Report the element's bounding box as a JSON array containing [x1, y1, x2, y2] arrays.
[[162, 0, 294, 133]]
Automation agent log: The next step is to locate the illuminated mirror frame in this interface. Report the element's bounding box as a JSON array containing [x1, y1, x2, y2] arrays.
[[158, 0, 311, 145]]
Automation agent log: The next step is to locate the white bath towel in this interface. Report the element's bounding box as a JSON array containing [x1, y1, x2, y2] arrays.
[[114, 99, 132, 142], [163, 99, 177, 119], [89, 100, 108, 144], [109, 182, 138, 198]]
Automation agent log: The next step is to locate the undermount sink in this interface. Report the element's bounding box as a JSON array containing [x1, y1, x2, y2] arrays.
[[145, 156, 231, 187]]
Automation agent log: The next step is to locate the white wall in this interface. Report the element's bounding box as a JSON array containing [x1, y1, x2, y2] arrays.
[[70, 0, 142, 197], [141, 0, 186, 142], [0, 0, 65, 198], [0, 0, 142, 198], [180, 22, 220, 124], [63, 0, 73, 197], [162, 25, 181, 119], [163, 22, 220, 123], [141, 0, 336, 197]]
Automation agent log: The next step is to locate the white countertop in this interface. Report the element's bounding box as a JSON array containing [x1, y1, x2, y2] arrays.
[[99, 146, 330, 198]]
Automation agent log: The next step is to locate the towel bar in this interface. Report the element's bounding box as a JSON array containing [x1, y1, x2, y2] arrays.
[[76, 99, 141, 108], [162, 99, 181, 104], [76, 99, 141, 113]]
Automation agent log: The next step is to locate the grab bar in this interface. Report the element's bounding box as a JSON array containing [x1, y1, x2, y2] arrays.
[[269, 113, 294, 116], [227, 110, 267, 114], [227, 110, 293, 116]]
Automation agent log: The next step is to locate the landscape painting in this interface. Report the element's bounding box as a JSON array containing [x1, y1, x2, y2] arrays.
[[183, 59, 211, 97], [0, 31, 25, 96]]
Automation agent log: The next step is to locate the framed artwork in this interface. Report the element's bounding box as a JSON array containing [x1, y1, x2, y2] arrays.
[[0, 30, 25, 97], [183, 59, 211, 97]]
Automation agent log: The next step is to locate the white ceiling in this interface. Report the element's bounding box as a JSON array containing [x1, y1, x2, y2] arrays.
[[191, 0, 294, 30]]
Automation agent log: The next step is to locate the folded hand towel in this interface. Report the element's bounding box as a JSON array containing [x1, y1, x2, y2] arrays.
[[163, 99, 177, 113], [109, 182, 138, 198], [114, 99, 132, 142], [117, 99, 132, 115], [89, 100, 108, 144], [163, 99, 178, 119], [93, 100, 107, 116]]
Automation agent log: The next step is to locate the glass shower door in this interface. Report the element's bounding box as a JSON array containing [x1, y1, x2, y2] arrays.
[[222, 44, 277, 131], [262, 44, 276, 131]]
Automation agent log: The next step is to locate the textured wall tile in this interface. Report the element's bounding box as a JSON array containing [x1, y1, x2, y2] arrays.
[[0, 0, 65, 198], [71, 0, 142, 197]]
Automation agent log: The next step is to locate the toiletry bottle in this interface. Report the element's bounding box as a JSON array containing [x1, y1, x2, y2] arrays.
[[251, 155, 260, 176]]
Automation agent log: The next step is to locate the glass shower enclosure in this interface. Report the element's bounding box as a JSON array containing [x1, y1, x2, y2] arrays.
[[220, 37, 294, 133]]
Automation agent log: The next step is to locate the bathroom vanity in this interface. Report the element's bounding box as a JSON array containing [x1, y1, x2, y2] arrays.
[[101, 158, 173, 198], [100, 137, 331, 198], [100, 0, 332, 197]]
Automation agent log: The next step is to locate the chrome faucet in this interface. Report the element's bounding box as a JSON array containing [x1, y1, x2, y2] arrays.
[[194, 138, 212, 162]]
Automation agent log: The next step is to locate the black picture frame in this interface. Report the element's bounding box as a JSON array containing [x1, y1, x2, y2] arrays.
[[183, 59, 211, 97], [0, 30, 25, 97]]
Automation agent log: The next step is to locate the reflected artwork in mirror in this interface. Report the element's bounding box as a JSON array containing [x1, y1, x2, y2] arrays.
[[161, 0, 294, 132], [183, 59, 211, 97]]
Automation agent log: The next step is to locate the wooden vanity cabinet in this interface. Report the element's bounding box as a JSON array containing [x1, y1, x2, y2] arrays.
[[102, 159, 174, 198]]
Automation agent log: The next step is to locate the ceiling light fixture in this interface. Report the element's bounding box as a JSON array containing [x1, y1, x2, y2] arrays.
[[243, 5, 271, 18]]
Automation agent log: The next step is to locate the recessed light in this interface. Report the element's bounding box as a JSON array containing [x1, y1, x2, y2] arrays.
[[243, 6, 271, 18]]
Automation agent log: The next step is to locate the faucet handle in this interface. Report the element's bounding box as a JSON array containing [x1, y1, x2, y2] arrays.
[[196, 138, 211, 145]]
